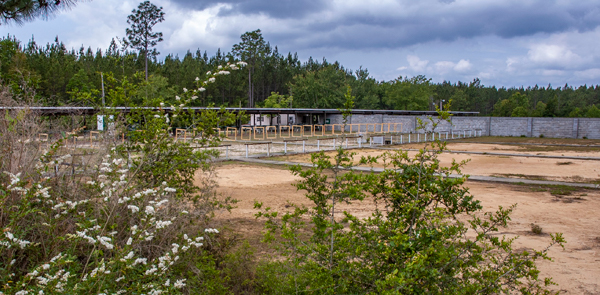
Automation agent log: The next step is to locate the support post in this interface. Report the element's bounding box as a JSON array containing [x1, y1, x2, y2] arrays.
[[245, 145, 249, 158], [317, 139, 320, 150], [302, 141, 305, 153], [284, 142, 287, 154]]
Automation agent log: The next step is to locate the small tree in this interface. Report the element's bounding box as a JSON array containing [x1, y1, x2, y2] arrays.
[[256, 113, 565, 294], [126, 0, 165, 81]]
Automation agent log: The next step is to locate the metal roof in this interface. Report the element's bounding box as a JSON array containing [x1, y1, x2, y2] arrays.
[[0, 106, 479, 116]]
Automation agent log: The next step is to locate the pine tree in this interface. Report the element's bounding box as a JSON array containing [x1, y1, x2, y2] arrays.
[[126, 0, 164, 81]]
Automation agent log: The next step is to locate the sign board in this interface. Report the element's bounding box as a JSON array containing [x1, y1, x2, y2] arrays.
[[97, 115, 104, 131], [325, 119, 331, 124], [372, 136, 384, 145]]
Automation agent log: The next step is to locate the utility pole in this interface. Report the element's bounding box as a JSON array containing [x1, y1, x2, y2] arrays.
[[101, 72, 106, 107]]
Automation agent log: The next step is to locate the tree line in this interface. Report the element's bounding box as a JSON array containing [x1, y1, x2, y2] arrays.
[[1, 32, 600, 117]]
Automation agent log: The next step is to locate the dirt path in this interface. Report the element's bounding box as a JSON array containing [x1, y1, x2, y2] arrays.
[[210, 163, 600, 294]]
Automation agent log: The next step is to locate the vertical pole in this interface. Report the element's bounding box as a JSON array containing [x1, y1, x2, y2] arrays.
[[418, 133, 420, 142], [267, 143, 270, 157], [408, 134, 411, 143], [401, 134, 403, 144], [226, 146, 229, 160], [284, 142, 287, 154], [345, 138, 348, 148], [101, 72, 105, 108], [369, 137, 372, 147], [317, 139, 320, 150], [390, 135, 393, 145], [333, 138, 336, 147], [358, 137, 362, 148], [463, 130, 466, 138], [303, 141, 305, 153], [245, 145, 248, 158]]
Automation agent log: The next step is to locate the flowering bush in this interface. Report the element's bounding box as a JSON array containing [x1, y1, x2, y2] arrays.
[[0, 65, 245, 294]]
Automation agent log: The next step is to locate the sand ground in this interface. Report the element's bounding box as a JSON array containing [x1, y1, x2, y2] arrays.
[[202, 139, 600, 294], [210, 159, 600, 294], [269, 143, 600, 183]]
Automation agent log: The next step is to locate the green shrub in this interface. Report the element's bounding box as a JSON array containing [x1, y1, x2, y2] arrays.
[[256, 115, 565, 294]]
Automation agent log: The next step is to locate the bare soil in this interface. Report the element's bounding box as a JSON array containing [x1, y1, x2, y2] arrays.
[[269, 146, 600, 183], [210, 163, 600, 294]]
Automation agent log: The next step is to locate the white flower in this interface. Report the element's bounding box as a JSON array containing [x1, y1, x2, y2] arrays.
[[160, 102, 164, 106], [217, 65, 223, 69], [175, 96, 181, 101], [195, 77, 199, 81], [183, 88, 188, 92], [208, 77, 216, 83], [154, 115, 160, 118], [145, 206, 155, 215], [206, 71, 211, 75], [174, 279, 186, 288], [191, 95, 198, 100], [217, 70, 230, 75], [127, 205, 140, 213], [127, 237, 133, 245], [198, 87, 206, 92], [237, 61, 248, 67]]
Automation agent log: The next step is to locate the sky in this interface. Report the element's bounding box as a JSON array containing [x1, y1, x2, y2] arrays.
[[2, 0, 600, 88]]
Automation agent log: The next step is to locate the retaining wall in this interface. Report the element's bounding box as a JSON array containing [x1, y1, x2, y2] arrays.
[[326, 114, 600, 139]]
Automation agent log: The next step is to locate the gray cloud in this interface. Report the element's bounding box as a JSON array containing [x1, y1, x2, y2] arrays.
[[168, 0, 326, 19], [169, 0, 600, 50]]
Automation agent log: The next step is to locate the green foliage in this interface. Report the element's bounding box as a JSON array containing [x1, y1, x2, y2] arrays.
[[585, 105, 600, 118], [0, 0, 79, 24], [385, 75, 433, 110], [256, 118, 565, 294], [1, 33, 600, 115], [260, 91, 292, 108], [291, 65, 350, 109]]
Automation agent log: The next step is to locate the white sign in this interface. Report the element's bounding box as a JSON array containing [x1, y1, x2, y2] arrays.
[[97, 115, 104, 131]]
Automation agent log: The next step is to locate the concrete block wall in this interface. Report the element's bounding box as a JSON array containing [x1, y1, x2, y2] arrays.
[[578, 118, 600, 139], [530, 118, 576, 138], [326, 114, 600, 139], [489, 117, 529, 137]]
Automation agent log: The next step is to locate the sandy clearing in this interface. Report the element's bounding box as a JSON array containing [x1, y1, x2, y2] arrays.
[[211, 163, 600, 294], [269, 148, 600, 183]]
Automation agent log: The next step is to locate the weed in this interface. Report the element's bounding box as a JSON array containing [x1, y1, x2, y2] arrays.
[[539, 134, 545, 138], [531, 223, 543, 235]]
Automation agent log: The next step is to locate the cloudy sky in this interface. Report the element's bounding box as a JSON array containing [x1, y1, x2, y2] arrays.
[[2, 0, 600, 88]]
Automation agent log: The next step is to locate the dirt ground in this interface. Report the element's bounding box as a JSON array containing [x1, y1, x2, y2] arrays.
[[210, 163, 600, 294], [270, 144, 600, 184]]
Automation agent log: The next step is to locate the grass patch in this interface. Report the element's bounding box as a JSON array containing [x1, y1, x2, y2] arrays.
[[492, 173, 548, 181], [530, 223, 543, 235], [457, 136, 600, 145], [511, 183, 595, 198]]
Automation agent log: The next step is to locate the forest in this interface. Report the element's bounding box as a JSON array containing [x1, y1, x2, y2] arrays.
[[2, 31, 600, 117]]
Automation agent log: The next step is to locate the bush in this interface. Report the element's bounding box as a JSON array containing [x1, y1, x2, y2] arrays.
[[256, 117, 565, 294], [0, 69, 249, 294], [531, 223, 544, 235]]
